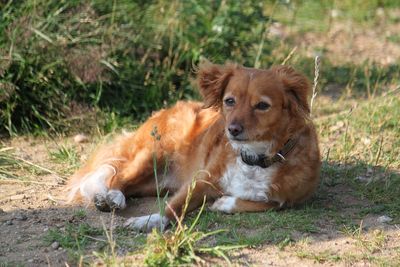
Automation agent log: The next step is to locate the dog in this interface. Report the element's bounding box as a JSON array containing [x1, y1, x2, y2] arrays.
[[67, 62, 321, 232]]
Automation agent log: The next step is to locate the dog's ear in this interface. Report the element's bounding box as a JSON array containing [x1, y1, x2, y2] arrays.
[[196, 61, 235, 109], [272, 65, 310, 115]]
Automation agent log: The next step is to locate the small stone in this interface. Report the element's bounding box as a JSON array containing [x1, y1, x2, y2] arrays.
[[377, 215, 392, 224], [5, 220, 13, 225], [355, 175, 372, 183], [51, 241, 60, 250], [73, 134, 89, 144], [15, 214, 28, 221], [10, 194, 26, 200], [361, 137, 371, 145]]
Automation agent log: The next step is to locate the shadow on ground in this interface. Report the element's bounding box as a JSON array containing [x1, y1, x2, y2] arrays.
[[0, 161, 399, 266]]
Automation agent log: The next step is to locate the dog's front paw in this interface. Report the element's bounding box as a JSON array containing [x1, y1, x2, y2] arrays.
[[124, 213, 169, 232], [106, 190, 126, 210], [210, 196, 237, 213]]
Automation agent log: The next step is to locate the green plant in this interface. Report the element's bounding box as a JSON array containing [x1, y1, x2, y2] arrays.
[[0, 0, 275, 135], [44, 223, 102, 250], [0, 144, 58, 182], [144, 180, 244, 266]]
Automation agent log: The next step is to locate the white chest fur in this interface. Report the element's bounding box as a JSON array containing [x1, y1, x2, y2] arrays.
[[220, 157, 276, 202]]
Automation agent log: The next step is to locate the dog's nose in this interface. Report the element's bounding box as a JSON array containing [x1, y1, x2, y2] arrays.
[[228, 123, 244, 137]]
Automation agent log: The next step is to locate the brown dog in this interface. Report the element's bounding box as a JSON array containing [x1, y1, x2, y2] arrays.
[[67, 62, 320, 231]]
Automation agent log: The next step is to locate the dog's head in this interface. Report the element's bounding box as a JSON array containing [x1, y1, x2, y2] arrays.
[[197, 61, 310, 154]]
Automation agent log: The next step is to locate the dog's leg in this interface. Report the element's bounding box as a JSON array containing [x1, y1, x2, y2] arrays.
[[125, 180, 219, 232], [104, 146, 167, 210], [67, 164, 117, 210], [210, 196, 278, 213]]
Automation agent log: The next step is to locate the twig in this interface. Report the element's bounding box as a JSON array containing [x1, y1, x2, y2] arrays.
[[281, 46, 297, 65], [310, 56, 320, 116], [374, 136, 384, 166], [47, 194, 65, 203], [254, 1, 278, 68], [14, 156, 67, 181], [0, 178, 58, 186]]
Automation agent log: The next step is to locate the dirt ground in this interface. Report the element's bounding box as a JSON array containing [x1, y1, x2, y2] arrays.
[[1, 134, 399, 266]]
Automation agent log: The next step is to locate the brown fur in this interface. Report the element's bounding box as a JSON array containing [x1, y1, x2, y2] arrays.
[[67, 62, 321, 221]]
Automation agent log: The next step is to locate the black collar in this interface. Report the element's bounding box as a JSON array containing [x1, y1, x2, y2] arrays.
[[240, 138, 298, 168]]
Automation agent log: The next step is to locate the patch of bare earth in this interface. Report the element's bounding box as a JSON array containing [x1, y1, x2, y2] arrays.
[[0, 137, 136, 266], [1, 135, 399, 266], [294, 19, 400, 66]]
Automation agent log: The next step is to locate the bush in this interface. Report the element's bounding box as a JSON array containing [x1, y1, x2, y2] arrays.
[[0, 0, 273, 135]]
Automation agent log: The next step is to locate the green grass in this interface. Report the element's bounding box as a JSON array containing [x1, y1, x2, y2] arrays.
[[44, 221, 147, 264], [0, 145, 50, 181], [2, 0, 399, 136], [49, 144, 80, 175], [44, 223, 103, 251]]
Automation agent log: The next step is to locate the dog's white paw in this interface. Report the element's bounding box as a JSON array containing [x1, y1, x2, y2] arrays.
[[210, 196, 237, 213], [80, 164, 115, 201], [124, 213, 169, 232], [106, 190, 126, 210]]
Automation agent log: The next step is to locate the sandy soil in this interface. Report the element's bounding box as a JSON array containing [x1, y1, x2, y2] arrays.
[[1, 132, 399, 266]]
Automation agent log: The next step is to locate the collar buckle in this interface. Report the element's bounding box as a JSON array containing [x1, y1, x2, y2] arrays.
[[240, 138, 298, 169], [276, 153, 286, 161]]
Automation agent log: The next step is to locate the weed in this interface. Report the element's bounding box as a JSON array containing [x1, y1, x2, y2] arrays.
[[73, 209, 87, 220], [50, 144, 78, 165], [296, 249, 342, 264], [144, 180, 244, 266], [0, 144, 59, 183], [44, 223, 102, 250], [342, 222, 386, 253]]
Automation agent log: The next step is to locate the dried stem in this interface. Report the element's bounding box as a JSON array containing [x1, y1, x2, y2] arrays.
[[310, 56, 320, 116]]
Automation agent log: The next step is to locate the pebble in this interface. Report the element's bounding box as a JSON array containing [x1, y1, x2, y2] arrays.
[[10, 194, 26, 200], [73, 134, 89, 144], [51, 241, 60, 250], [5, 220, 13, 225], [15, 214, 28, 221], [377, 215, 393, 223]]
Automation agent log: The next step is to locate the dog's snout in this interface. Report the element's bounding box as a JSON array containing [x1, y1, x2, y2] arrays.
[[228, 123, 244, 137]]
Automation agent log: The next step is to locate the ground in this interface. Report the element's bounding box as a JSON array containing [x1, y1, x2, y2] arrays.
[[1, 17, 400, 266]]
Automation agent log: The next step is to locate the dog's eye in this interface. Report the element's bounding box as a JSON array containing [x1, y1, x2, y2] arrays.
[[255, 101, 270, 110], [224, 97, 236, 107]]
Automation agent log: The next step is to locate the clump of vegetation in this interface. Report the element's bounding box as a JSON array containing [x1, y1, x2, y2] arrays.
[[1, 0, 399, 136], [44, 222, 102, 251], [0, 144, 56, 182], [144, 180, 244, 266], [0, 0, 272, 135]]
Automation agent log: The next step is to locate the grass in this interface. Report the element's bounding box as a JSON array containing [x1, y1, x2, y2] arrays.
[[0, 144, 57, 183], [44, 223, 103, 251], [43, 219, 147, 264], [49, 143, 80, 176], [144, 137, 244, 265]]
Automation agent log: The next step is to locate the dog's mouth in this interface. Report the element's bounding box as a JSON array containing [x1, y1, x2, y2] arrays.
[[229, 137, 249, 142]]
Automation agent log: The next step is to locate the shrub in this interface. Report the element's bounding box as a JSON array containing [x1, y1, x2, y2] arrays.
[[0, 0, 272, 135]]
